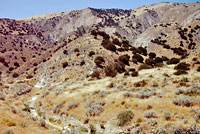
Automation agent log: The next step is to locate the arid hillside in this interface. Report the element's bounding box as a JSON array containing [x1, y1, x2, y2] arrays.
[[0, 2, 200, 134]]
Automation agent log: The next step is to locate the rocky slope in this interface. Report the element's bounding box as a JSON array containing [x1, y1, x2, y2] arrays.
[[0, 2, 200, 134]]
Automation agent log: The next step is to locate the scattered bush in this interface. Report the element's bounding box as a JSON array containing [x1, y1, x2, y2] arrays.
[[74, 48, 79, 52], [197, 66, 200, 72], [63, 50, 68, 55], [174, 62, 190, 70], [94, 56, 105, 68], [136, 47, 147, 56], [117, 110, 134, 126], [91, 71, 100, 79], [62, 62, 68, 68], [162, 56, 169, 61], [149, 52, 156, 59], [119, 54, 130, 65], [134, 80, 147, 87], [163, 112, 171, 120], [132, 54, 144, 63], [136, 89, 156, 99], [154, 57, 163, 63], [144, 110, 158, 118], [2, 128, 14, 134], [167, 58, 180, 64], [67, 102, 78, 111], [138, 64, 152, 70], [112, 38, 121, 46], [101, 40, 116, 52], [184, 86, 200, 96], [173, 96, 194, 107], [105, 65, 117, 77], [89, 51, 95, 57], [131, 71, 139, 77], [26, 74, 33, 79], [86, 101, 104, 116], [145, 58, 155, 66], [14, 62, 20, 67], [114, 61, 126, 73], [174, 70, 188, 75], [80, 60, 85, 66], [12, 72, 19, 78]]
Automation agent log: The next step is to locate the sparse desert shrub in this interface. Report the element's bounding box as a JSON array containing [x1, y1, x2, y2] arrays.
[[89, 124, 96, 134], [163, 112, 171, 120], [156, 128, 166, 134], [62, 62, 68, 68], [149, 52, 156, 59], [67, 102, 78, 111], [132, 54, 144, 63], [97, 31, 110, 40], [117, 110, 134, 126], [174, 62, 190, 70], [173, 96, 194, 107], [174, 125, 199, 134], [12, 72, 19, 78], [91, 30, 97, 36], [136, 89, 156, 99], [89, 51, 95, 57], [86, 101, 104, 116], [184, 86, 200, 96], [0, 94, 5, 101], [119, 54, 130, 65], [101, 39, 116, 52], [167, 58, 180, 64], [123, 92, 134, 98], [94, 56, 105, 68], [104, 65, 117, 77], [174, 70, 188, 75], [53, 101, 65, 114], [195, 112, 200, 123], [144, 110, 158, 118], [134, 80, 147, 87], [2, 128, 14, 134], [138, 64, 152, 70]]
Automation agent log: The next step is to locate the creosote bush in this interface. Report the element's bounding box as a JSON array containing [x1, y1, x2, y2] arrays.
[[197, 66, 200, 72], [105, 65, 117, 77], [117, 110, 134, 126], [144, 110, 158, 118], [12, 72, 19, 78]]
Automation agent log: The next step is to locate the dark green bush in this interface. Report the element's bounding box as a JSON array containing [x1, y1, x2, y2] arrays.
[[105, 65, 117, 77], [112, 38, 121, 46], [145, 58, 155, 65], [132, 54, 144, 63], [101, 40, 116, 52], [154, 57, 163, 63], [131, 71, 139, 77], [174, 70, 188, 75], [167, 58, 180, 64], [119, 54, 130, 66], [174, 62, 190, 70], [63, 50, 68, 55], [162, 56, 169, 61], [114, 61, 126, 73], [149, 52, 156, 59], [138, 64, 152, 70]]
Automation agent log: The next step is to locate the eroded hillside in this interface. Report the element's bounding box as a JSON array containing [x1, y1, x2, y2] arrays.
[[0, 2, 200, 134]]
